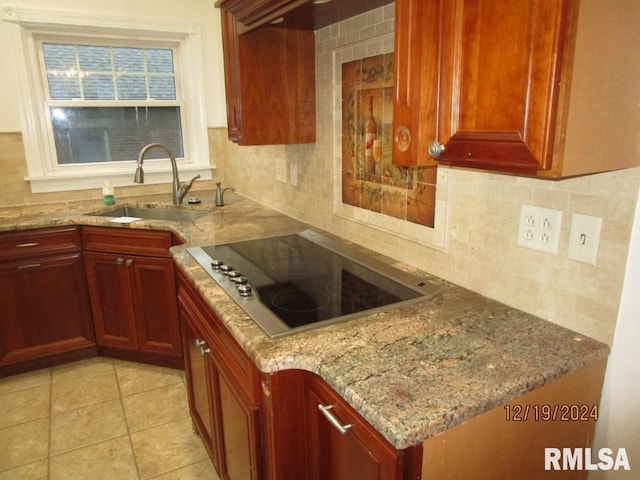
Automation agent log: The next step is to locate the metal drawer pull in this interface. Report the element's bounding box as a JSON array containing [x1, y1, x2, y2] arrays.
[[19, 263, 41, 269], [125, 258, 133, 266], [318, 404, 352, 434], [116, 257, 124, 265], [16, 242, 39, 248]]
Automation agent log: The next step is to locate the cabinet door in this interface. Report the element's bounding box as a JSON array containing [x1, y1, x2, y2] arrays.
[[392, 0, 441, 167], [304, 375, 403, 480], [129, 256, 181, 357], [84, 251, 137, 350], [220, 11, 316, 146], [0, 253, 94, 366], [215, 362, 262, 480], [433, 0, 576, 173], [180, 308, 222, 472]]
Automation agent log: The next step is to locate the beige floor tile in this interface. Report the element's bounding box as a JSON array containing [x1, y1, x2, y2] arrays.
[[51, 357, 114, 384], [50, 399, 128, 455], [0, 418, 49, 472], [0, 369, 51, 396], [150, 458, 219, 480], [0, 459, 48, 480], [0, 384, 50, 429], [51, 365, 119, 414], [116, 361, 184, 397], [131, 417, 208, 479], [123, 382, 189, 433], [49, 436, 138, 480]]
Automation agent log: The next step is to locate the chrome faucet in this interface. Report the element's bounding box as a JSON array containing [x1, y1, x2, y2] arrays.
[[134, 143, 200, 205]]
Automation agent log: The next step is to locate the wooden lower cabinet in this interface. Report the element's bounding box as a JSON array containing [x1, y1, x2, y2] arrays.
[[82, 227, 182, 367], [178, 271, 262, 480], [303, 373, 410, 480], [0, 227, 95, 375], [177, 267, 605, 480], [178, 270, 419, 480]]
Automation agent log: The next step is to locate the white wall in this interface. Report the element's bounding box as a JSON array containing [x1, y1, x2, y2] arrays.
[[0, 0, 228, 132], [590, 193, 640, 479]]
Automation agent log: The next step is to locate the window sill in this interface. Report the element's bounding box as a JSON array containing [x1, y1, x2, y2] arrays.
[[25, 165, 215, 193]]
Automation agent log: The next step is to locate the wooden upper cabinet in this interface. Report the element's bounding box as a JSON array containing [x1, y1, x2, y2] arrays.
[[392, 0, 441, 167], [219, 10, 316, 146], [394, 0, 640, 178]]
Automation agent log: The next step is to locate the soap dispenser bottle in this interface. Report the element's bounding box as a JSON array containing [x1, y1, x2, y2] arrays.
[[102, 180, 115, 205]]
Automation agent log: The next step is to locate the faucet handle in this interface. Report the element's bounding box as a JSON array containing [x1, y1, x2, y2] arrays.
[[178, 174, 201, 202]]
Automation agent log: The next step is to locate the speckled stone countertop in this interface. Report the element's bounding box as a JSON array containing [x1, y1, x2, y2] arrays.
[[0, 191, 609, 450]]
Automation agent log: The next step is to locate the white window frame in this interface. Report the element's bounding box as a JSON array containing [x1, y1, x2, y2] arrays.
[[2, 5, 213, 193]]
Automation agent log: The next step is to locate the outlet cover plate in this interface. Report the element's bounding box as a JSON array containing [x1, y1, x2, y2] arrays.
[[517, 204, 562, 255]]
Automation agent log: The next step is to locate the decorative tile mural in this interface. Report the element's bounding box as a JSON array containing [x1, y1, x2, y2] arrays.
[[341, 54, 437, 228]]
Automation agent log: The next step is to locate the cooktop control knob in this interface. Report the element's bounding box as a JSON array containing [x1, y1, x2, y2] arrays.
[[237, 284, 252, 297], [231, 276, 248, 285], [219, 264, 234, 275], [227, 270, 242, 279], [210, 259, 223, 269]]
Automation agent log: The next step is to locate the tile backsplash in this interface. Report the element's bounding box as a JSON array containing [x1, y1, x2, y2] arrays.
[[1, 4, 638, 345], [217, 4, 640, 345]]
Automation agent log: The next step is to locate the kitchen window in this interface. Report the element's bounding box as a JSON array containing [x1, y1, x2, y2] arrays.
[[3, 5, 211, 192]]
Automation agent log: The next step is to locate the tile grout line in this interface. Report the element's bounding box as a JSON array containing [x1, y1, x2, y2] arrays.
[[113, 360, 143, 480]]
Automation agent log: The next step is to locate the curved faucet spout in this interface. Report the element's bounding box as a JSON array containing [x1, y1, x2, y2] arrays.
[[134, 143, 198, 205]]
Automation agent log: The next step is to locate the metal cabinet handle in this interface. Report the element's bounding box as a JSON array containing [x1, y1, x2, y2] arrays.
[[318, 404, 352, 434], [200, 346, 211, 356], [16, 242, 39, 248], [428, 140, 445, 158], [125, 258, 133, 266], [194, 339, 206, 347], [19, 263, 41, 270], [116, 257, 124, 265]]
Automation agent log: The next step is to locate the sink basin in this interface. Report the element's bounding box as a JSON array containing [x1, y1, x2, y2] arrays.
[[95, 206, 210, 222]]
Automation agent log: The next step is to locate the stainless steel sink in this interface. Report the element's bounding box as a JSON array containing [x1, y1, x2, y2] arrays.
[[95, 206, 210, 222]]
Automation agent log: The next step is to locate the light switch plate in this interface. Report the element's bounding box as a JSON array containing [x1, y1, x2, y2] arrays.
[[568, 213, 602, 265], [275, 158, 287, 183]]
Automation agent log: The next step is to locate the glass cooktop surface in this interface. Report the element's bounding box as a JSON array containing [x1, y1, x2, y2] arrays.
[[188, 230, 441, 338]]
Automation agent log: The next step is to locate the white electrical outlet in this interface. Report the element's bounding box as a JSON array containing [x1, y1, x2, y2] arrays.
[[289, 163, 298, 186], [517, 204, 562, 255], [568, 213, 602, 265], [275, 158, 287, 183]]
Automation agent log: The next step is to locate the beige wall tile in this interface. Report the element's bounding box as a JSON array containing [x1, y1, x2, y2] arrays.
[[214, 6, 640, 346]]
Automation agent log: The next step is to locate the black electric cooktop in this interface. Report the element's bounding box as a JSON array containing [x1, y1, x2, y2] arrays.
[[187, 230, 441, 338]]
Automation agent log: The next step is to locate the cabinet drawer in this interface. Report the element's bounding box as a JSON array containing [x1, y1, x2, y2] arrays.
[[81, 226, 173, 257], [0, 226, 81, 262]]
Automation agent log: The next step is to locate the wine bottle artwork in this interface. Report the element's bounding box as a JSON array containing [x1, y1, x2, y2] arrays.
[[364, 95, 377, 175]]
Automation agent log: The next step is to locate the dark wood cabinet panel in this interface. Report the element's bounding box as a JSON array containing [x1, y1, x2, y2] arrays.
[[304, 373, 404, 480], [178, 272, 262, 480], [220, 11, 316, 146], [394, 0, 640, 177], [181, 303, 222, 472], [82, 227, 182, 367], [0, 227, 95, 373], [84, 251, 137, 350], [130, 257, 181, 356]]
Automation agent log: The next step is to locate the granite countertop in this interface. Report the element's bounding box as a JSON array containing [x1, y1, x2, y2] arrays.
[[0, 191, 609, 450]]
